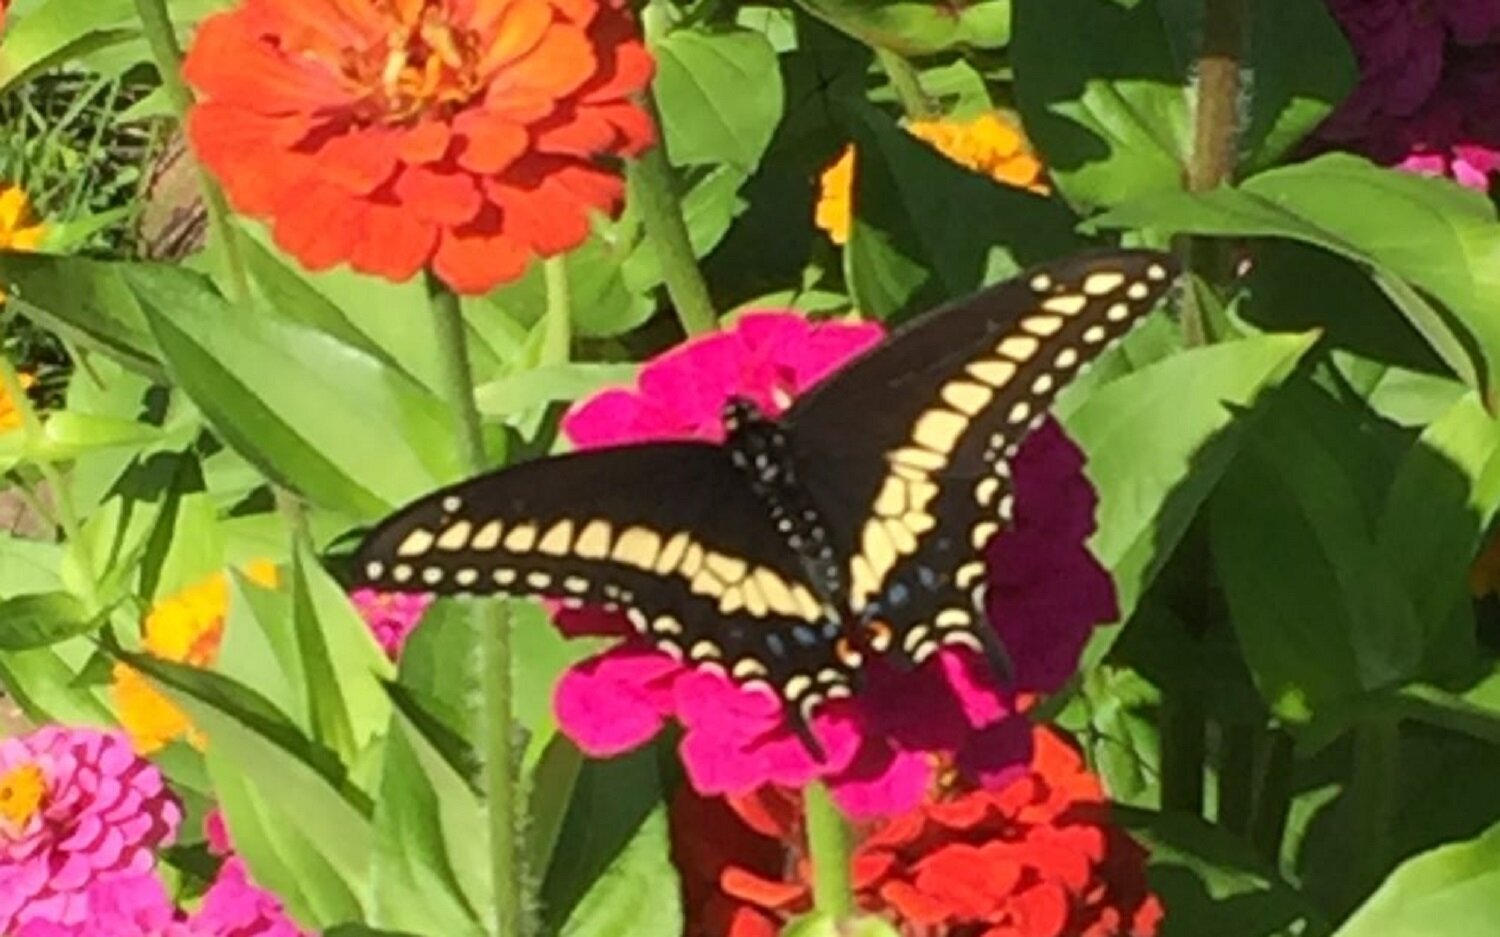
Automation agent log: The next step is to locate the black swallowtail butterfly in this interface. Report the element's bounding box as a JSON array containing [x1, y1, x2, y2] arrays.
[[353, 250, 1180, 755]]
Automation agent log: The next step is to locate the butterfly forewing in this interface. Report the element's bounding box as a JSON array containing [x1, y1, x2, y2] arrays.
[[354, 443, 855, 738], [785, 250, 1180, 664]]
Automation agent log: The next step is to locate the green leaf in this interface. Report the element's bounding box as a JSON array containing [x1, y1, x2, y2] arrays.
[[0, 638, 115, 726], [1118, 808, 1320, 937], [1058, 331, 1318, 631], [0, 254, 164, 380], [1092, 155, 1500, 397], [792, 0, 1012, 55], [218, 570, 308, 727], [844, 104, 1089, 319], [1239, 0, 1357, 172], [0, 591, 96, 650], [1211, 389, 1422, 722], [482, 230, 653, 340], [369, 686, 490, 936], [541, 746, 679, 936], [290, 541, 395, 761], [1011, 0, 1189, 210], [0, 537, 63, 597], [653, 27, 783, 172], [0, 0, 136, 92], [121, 647, 375, 927], [1335, 820, 1500, 937], [130, 264, 462, 518], [474, 363, 638, 421]]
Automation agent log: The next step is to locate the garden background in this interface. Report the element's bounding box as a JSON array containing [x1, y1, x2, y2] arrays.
[[0, 0, 1499, 935]]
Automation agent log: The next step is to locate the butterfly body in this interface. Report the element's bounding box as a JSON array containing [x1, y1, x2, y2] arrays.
[[354, 250, 1181, 755]]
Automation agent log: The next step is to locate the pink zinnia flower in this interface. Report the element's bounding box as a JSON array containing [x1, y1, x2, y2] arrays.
[[13, 875, 192, 937], [0, 726, 182, 931], [194, 810, 311, 937], [550, 312, 1117, 817], [350, 587, 433, 659]]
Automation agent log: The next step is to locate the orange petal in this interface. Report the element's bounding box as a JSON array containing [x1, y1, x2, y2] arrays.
[[270, 182, 363, 271], [488, 173, 590, 254], [474, 0, 553, 77], [579, 18, 654, 101], [393, 165, 484, 226], [398, 120, 454, 164], [189, 104, 316, 215], [348, 201, 438, 282], [533, 109, 616, 157], [454, 110, 530, 174], [314, 125, 402, 195], [489, 20, 595, 103], [720, 867, 807, 912], [184, 10, 355, 112], [433, 220, 531, 294], [880, 879, 953, 927]]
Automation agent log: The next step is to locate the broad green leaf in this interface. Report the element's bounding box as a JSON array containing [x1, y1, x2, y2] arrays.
[[1011, 0, 1189, 210], [652, 27, 783, 171], [792, 0, 1011, 55], [1092, 155, 1500, 398], [124, 649, 375, 926], [542, 747, 678, 936], [290, 542, 395, 760], [623, 164, 750, 288], [1377, 393, 1500, 677], [1118, 808, 1320, 937], [0, 412, 164, 470], [483, 230, 652, 340], [218, 570, 307, 727], [1335, 820, 1500, 937], [0, 638, 115, 726], [1058, 331, 1318, 631], [130, 264, 462, 518], [369, 688, 490, 936], [557, 806, 681, 937], [0, 536, 63, 597], [845, 104, 1088, 319], [0, 0, 136, 92], [0, 592, 96, 650], [0, 254, 165, 380], [1212, 391, 1422, 722]]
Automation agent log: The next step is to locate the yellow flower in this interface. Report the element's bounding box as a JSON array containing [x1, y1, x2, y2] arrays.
[[0, 372, 35, 433], [813, 112, 1048, 245], [0, 763, 46, 832], [112, 560, 279, 754], [0, 184, 46, 302]]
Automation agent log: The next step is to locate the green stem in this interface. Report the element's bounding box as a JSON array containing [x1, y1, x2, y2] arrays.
[[804, 782, 855, 920], [131, 0, 250, 306], [1217, 723, 1257, 834], [1249, 728, 1294, 863], [1159, 693, 1206, 814], [1344, 712, 1399, 911], [540, 256, 572, 365], [626, 90, 716, 336], [875, 48, 935, 120], [425, 273, 519, 937]]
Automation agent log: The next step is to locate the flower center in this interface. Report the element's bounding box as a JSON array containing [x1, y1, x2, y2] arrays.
[[357, 1, 485, 122], [0, 763, 46, 831]]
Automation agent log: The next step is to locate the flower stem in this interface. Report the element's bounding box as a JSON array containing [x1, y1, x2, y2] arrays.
[[1180, 0, 1248, 347], [425, 272, 519, 937], [804, 781, 856, 920], [541, 256, 572, 365], [626, 90, 717, 336], [875, 48, 934, 120], [131, 0, 251, 307]]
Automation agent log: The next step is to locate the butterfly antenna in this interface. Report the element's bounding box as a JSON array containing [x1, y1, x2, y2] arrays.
[[788, 709, 828, 763], [973, 586, 1016, 688]]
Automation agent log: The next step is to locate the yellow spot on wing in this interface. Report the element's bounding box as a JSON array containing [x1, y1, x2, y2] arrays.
[[967, 359, 1017, 386], [1021, 314, 1064, 336], [611, 526, 662, 569], [537, 520, 574, 556], [1043, 293, 1088, 315], [575, 520, 612, 559], [998, 335, 1040, 360], [941, 381, 993, 416], [912, 409, 967, 454], [436, 521, 471, 551], [656, 532, 690, 573], [471, 520, 503, 550], [705, 552, 747, 583], [396, 529, 435, 557], [1083, 271, 1126, 295], [873, 477, 906, 517], [502, 523, 537, 552]]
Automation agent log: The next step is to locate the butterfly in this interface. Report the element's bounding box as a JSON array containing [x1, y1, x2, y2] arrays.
[[353, 249, 1180, 757]]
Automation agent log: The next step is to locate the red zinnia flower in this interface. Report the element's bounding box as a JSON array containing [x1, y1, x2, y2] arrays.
[[184, 0, 655, 293], [671, 725, 1165, 937]]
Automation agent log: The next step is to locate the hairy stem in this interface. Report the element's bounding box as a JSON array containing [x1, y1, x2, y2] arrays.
[[426, 272, 519, 937], [875, 48, 935, 120], [804, 782, 856, 920]]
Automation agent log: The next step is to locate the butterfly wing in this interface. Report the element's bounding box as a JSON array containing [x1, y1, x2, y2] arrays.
[[353, 442, 858, 747], [784, 249, 1180, 668]]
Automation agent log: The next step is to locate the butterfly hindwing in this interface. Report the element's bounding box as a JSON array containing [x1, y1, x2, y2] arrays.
[[354, 443, 857, 739], [785, 250, 1180, 664]]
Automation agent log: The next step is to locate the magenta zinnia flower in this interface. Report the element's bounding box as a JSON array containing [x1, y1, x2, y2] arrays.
[[1318, 0, 1500, 189], [351, 587, 433, 659], [550, 312, 1118, 817], [0, 727, 182, 931], [195, 809, 311, 937], [13, 875, 189, 937]]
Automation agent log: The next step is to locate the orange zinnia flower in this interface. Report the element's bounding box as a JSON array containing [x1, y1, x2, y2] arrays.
[[112, 561, 279, 753], [183, 0, 655, 294], [815, 112, 1048, 246]]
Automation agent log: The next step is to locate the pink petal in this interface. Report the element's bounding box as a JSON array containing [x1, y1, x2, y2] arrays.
[[554, 649, 681, 755]]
